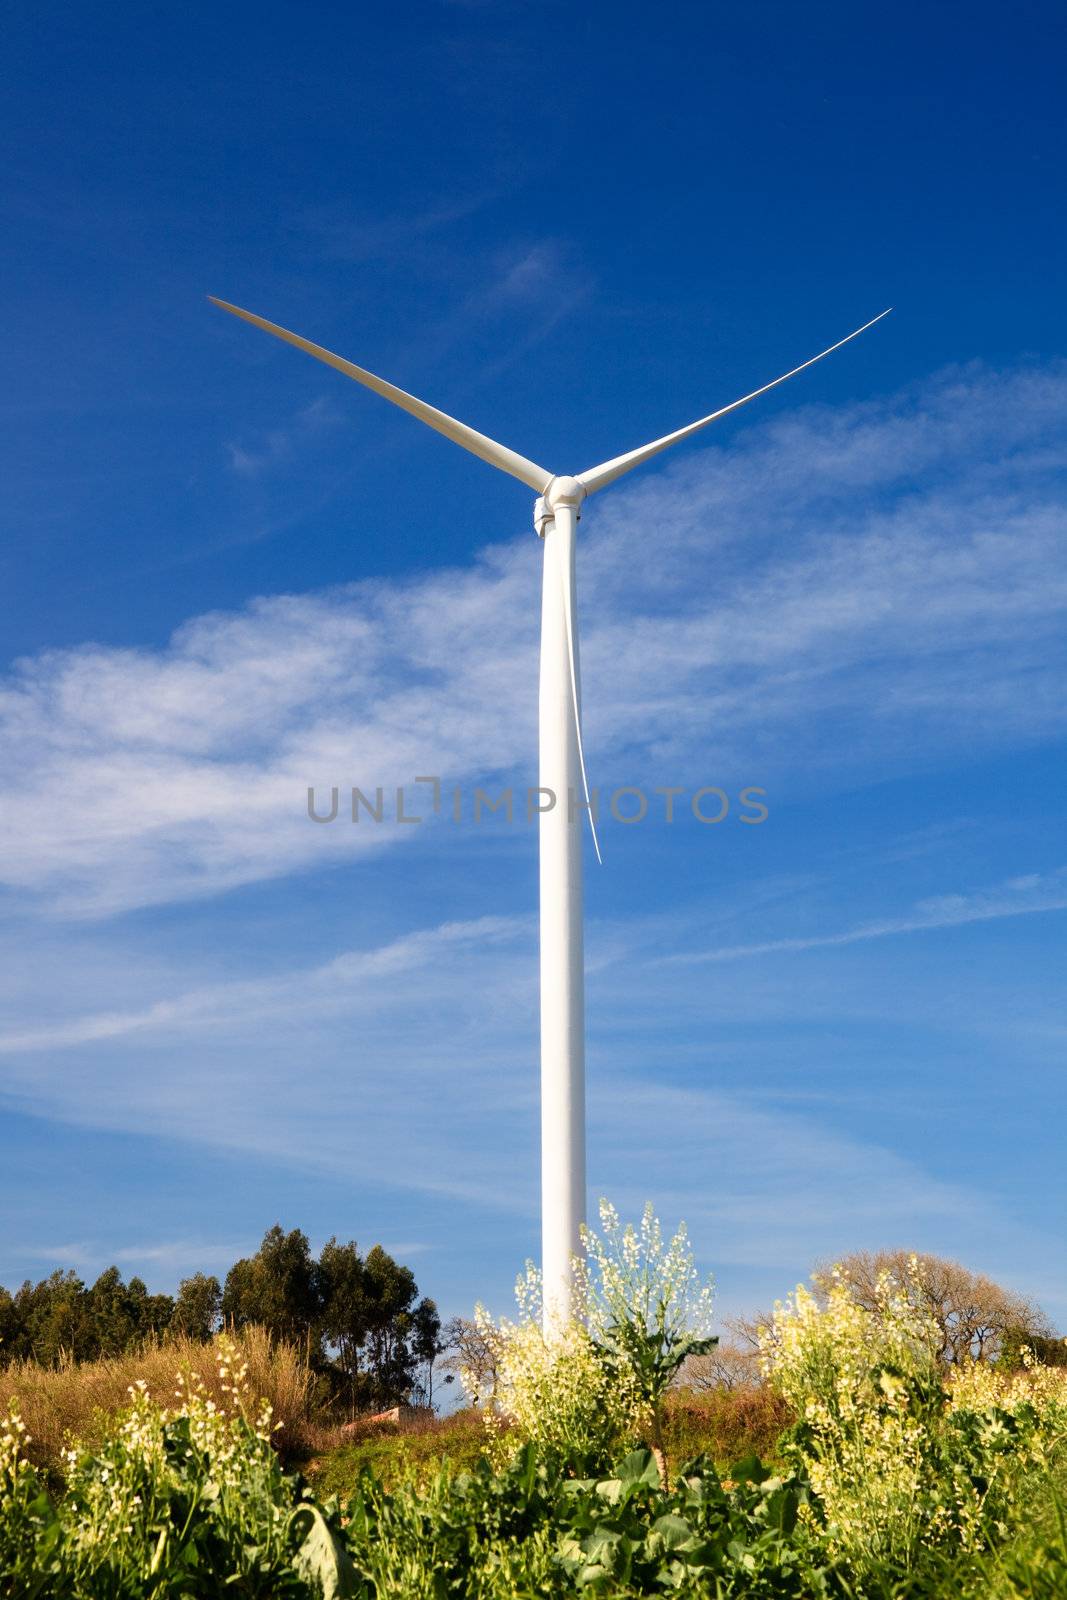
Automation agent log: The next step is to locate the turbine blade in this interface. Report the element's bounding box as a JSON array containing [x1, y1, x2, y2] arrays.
[[208, 298, 553, 493], [557, 524, 602, 866], [577, 309, 892, 495]]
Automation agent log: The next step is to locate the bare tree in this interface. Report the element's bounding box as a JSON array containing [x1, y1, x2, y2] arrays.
[[680, 1339, 761, 1392], [812, 1250, 1052, 1366], [439, 1316, 504, 1406]]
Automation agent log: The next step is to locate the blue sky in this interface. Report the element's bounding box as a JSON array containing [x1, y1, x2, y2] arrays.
[[1, 0, 1065, 1334]]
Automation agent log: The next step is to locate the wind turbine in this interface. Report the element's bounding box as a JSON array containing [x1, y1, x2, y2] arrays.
[[209, 295, 890, 1325]]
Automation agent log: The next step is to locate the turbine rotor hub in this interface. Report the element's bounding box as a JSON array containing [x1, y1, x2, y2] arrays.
[[545, 474, 586, 509]]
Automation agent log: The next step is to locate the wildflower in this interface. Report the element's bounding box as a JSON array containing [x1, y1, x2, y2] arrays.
[[761, 1262, 1067, 1578]]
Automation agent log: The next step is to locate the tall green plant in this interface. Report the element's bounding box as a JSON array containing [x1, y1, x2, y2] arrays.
[[760, 1262, 1067, 1587], [581, 1201, 717, 1406], [469, 1201, 716, 1476], [580, 1201, 717, 1474]]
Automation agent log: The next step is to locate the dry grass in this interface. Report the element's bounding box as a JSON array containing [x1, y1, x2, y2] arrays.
[[0, 1326, 318, 1474], [310, 1388, 796, 1502], [0, 1331, 796, 1496], [309, 1407, 495, 1496], [663, 1383, 795, 1469]]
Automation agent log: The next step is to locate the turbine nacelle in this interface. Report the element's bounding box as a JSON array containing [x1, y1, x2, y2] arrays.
[[535, 475, 587, 537]]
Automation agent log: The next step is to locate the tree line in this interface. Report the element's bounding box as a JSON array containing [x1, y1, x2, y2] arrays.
[[0, 1225, 442, 1415]]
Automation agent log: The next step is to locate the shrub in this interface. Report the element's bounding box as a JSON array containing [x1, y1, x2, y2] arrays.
[[342, 1442, 823, 1598], [581, 1202, 717, 1434], [471, 1294, 651, 1470], [812, 1249, 1053, 1366], [309, 1408, 494, 1496], [760, 1261, 1067, 1586]]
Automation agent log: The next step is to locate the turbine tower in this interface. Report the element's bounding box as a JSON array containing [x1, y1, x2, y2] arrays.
[[209, 296, 890, 1325]]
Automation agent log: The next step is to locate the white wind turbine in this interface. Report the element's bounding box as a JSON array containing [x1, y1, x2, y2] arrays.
[[210, 295, 890, 1325]]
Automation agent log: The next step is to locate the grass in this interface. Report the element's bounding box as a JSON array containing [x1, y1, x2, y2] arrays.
[[306, 1384, 795, 1500], [0, 1322, 796, 1503], [662, 1383, 794, 1469], [308, 1406, 493, 1494], [987, 1457, 1067, 1600], [0, 1325, 321, 1475]]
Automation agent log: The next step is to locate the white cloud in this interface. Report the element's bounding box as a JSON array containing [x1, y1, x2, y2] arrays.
[[0, 912, 542, 1213], [666, 869, 1067, 966], [591, 1082, 981, 1267], [225, 395, 342, 477], [0, 904, 1004, 1257], [3, 863, 1064, 1060], [0, 914, 528, 1054], [1, 868, 1060, 1308], [16, 1240, 252, 1276], [1, 357, 1064, 921]]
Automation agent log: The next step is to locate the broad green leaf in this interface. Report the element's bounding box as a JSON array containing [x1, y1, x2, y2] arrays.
[[290, 1503, 358, 1599], [613, 1449, 661, 1488], [650, 1512, 696, 1549]]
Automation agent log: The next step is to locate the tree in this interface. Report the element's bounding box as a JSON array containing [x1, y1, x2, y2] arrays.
[[18, 1271, 92, 1365], [439, 1315, 504, 1406], [318, 1239, 373, 1416], [83, 1268, 173, 1357], [998, 1329, 1067, 1370], [0, 1225, 440, 1411], [408, 1297, 443, 1409], [0, 1286, 18, 1364], [318, 1239, 440, 1413], [812, 1250, 1053, 1366], [221, 1226, 322, 1352], [172, 1273, 222, 1341], [680, 1340, 761, 1393], [127, 1277, 175, 1344], [360, 1245, 420, 1405], [359, 1246, 439, 1409], [88, 1266, 132, 1356], [0, 1269, 174, 1367], [0, 1283, 38, 1366]]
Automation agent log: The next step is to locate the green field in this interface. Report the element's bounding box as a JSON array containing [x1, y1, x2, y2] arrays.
[[2, 1222, 1065, 1598], [2, 1346, 1065, 1597]]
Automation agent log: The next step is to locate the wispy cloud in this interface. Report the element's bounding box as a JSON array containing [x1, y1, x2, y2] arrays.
[[1, 360, 1065, 918], [2, 864, 1063, 1059], [666, 870, 1067, 966], [10, 1235, 431, 1283], [0, 915, 528, 1054], [300, 193, 502, 266], [0, 912, 544, 1215], [17, 1239, 252, 1275], [592, 1082, 983, 1267], [224, 395, 341, 477], [404, 236, 595, 379], [0, 902, 1011, 1260]]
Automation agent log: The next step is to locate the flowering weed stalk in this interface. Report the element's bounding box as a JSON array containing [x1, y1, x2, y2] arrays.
[[467, 1202, 716, 1478], [467, 1265, 650, 1470], [580, 1200, 717, 1471], [760, 1262, 1067, 1587], [0, 1337, 353, 1598]]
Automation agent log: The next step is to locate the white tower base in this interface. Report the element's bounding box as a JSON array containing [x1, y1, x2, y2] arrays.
[[538, 484, 586, 1330]]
